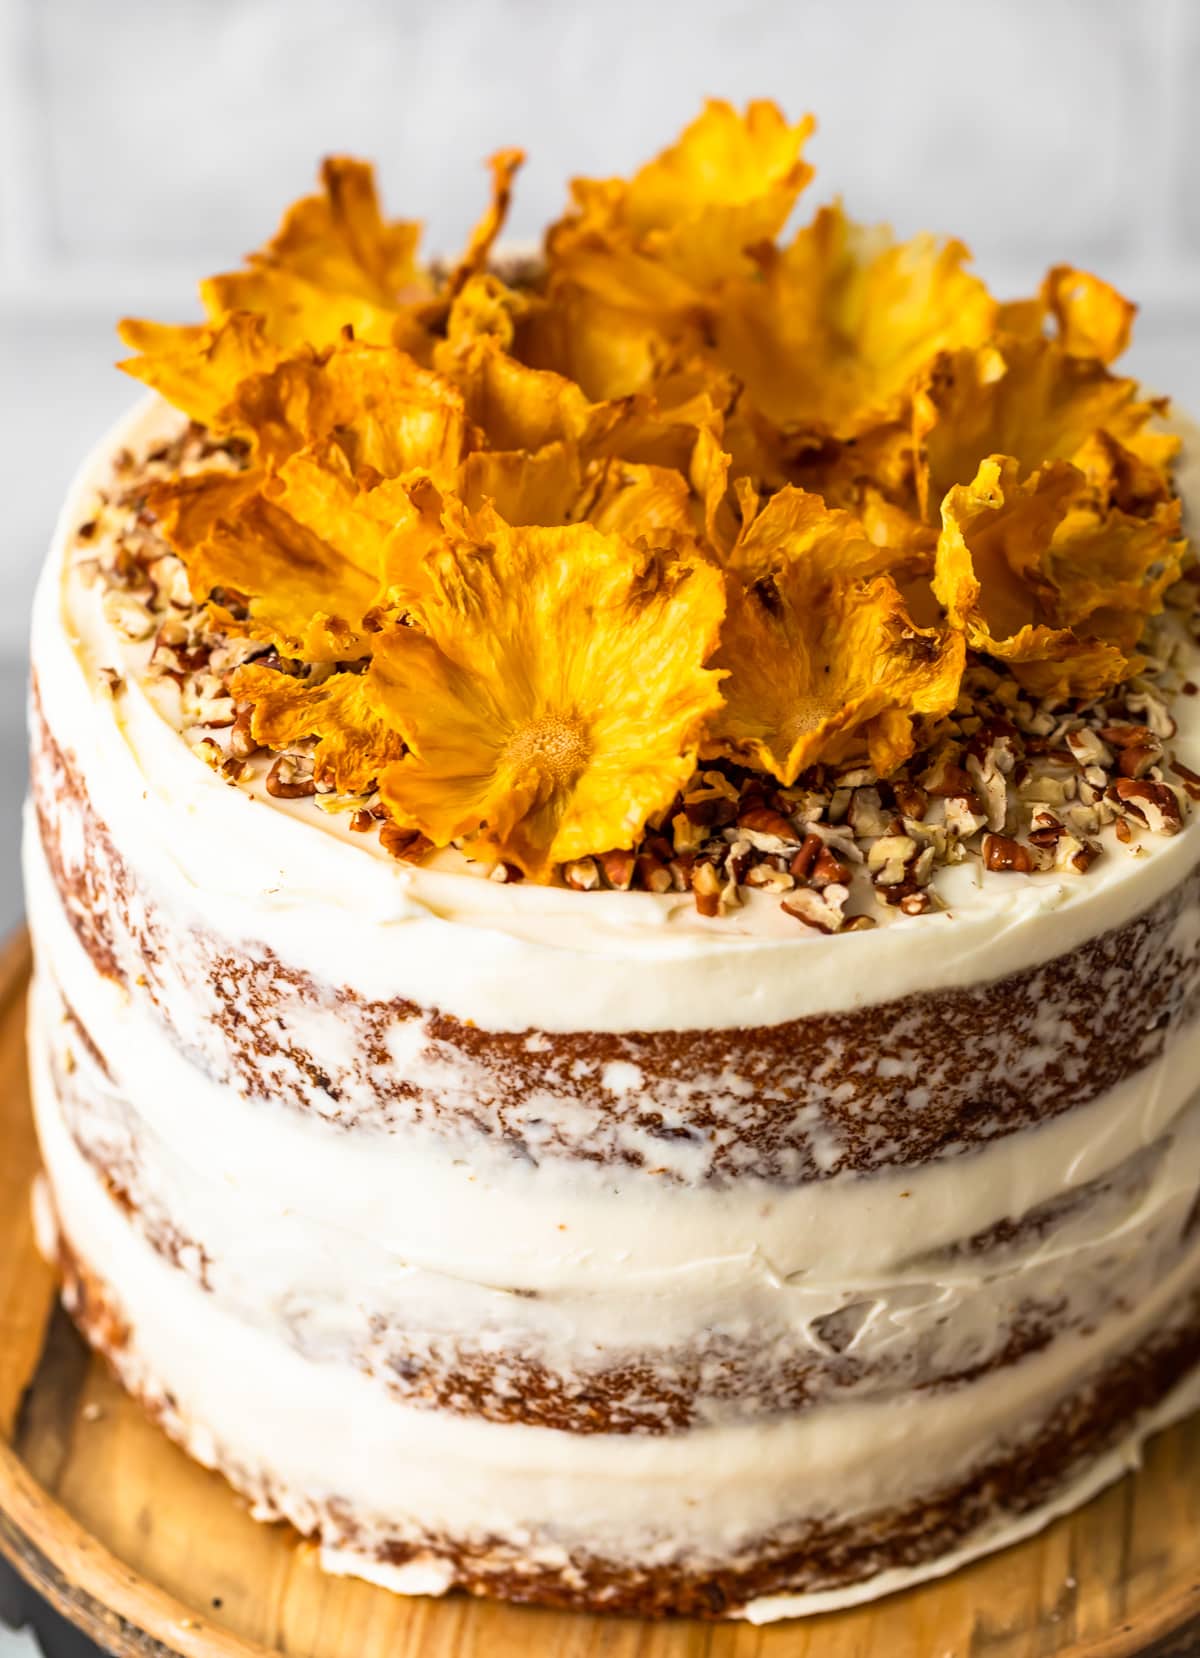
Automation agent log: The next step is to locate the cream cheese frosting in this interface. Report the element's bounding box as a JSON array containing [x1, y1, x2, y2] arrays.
[[25, 388, 1200, 1622], [30, 396, 1200, 1034]]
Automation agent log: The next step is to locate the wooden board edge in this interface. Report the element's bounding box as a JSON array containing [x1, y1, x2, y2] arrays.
[[0, 1441, 276, 1658], [7, 1416, 1200, 1658]]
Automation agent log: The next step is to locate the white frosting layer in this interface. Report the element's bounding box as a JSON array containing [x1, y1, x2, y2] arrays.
[[34, 1057, 1200, 1609], [30, 396, 1200, 1033], [28, 819, 1200, 1306]]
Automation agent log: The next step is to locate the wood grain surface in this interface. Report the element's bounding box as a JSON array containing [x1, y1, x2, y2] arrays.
[[2, 932, 1200, 1657]]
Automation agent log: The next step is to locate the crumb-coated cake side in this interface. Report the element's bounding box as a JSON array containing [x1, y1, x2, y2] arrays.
[[25, 100, 1200, 1620]]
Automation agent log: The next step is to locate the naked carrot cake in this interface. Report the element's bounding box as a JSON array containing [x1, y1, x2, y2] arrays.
[[24, 100, 1200, 1619]]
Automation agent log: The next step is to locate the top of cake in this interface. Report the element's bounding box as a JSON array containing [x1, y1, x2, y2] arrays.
[[51, 99, 1200, 964]]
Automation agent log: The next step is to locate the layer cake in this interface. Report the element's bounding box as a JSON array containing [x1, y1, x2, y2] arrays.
[[25, 102, 1200, 1619]]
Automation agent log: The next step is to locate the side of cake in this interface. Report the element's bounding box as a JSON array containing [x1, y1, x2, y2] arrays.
[[25, 101, 1200, 1619]]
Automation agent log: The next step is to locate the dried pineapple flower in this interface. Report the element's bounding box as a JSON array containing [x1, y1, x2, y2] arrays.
[[914, 338, 1178, 521], [156, 485, 380, 663], [362, 504, 725, 878], [117, 312, 281, 433], [726, 484, 917, 586], [119, 324, 469, 474], [224, 340, 469, 475], [708, 492, 963, 780], [202, 156, 431, 354], [552, 98, 814, 297], [434, 322, 732, 541], [231, 664, 405, 795], [107, 109, 1195, 895], [151, 443, 444, 662], [529, 99, 814, 399], [440, 149, 526, 305], [933, 454, 1184, 699], [999, 265, 1136, 365], [714, 203, 997, 440]]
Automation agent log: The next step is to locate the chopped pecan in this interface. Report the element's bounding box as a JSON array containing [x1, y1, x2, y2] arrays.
[[737, 806, 799, 844], [1109, 777, 1184, 835], [966, 752, 1008, 832], [744, 864, 795, 892], [636, 852, 674, 894], [1098, 722, 1153, 749], [379, 823, 433, 862], [810, 845, 849, 889], [892, 780, 928, 819], [899, 890, 933, 916], [781, 883, 849, 934], [1065, 727, 1114, 769], [599, 849, 636, 890], [265, 755, 316, 799], [943, 794, 987, 839], [671, 811, 710, 856], [847, 786, 892, 837], [982, 832, 1034, 872], [691, 861, 722, 917], [1170, 758, 1200, 801], [229, 706, 260, 760], [868, 834, 917, 886], [789, 832, 824, 881]]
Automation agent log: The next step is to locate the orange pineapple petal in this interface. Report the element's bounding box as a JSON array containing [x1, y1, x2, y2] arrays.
[[914, 338, 1178, 520], [231, 663, 405, 794]]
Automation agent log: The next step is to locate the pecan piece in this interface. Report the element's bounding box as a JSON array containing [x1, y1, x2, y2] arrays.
[[265, 755, 316, 799], [781, 883, 849, 934], [982, 832, 1034, 872], [738, 806, 800, 845], [380, 823, 433, 862], [636, 852, 674, 894], [790, 832, 825, 881], [1110, 777, 1184, 835], [599, 849, 636, 890], [691, 861, 722, 917], [1170, 759, 1200, 802], [867, 834, 916, 886]]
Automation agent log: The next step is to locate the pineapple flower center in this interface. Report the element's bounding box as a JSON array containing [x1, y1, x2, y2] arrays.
[[503, 714, 591, 786]]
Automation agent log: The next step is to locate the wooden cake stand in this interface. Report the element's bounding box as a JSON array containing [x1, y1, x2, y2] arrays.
[[3, 931, 1200, 1658]]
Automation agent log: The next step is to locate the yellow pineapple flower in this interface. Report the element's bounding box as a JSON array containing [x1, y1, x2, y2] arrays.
[[708, 490, 963, 781], [363, 503, 725, 878]]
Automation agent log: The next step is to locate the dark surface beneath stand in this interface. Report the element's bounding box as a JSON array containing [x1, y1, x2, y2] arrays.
[[0, 1556, 104, 1658]]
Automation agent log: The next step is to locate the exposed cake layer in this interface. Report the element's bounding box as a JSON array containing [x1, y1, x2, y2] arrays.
[[33, 1067, 1200, 1619], [29, 839, 1200, 1434]]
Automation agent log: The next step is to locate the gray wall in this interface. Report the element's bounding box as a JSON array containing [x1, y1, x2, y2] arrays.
[[1, 0, 1198, 925]]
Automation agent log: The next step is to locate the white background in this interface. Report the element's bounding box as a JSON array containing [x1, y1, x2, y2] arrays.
[[2, 0, 1200, 929]]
